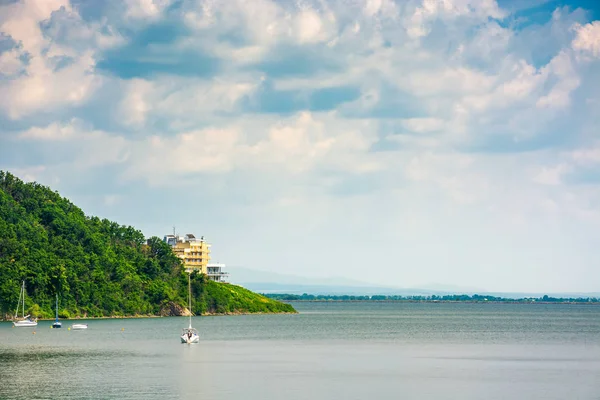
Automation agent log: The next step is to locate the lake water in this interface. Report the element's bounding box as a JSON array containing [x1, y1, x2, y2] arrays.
[[1, 302, 599, 399]]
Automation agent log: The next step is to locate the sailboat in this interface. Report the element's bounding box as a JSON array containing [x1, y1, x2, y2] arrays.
[[52, 294, 62, 328], [13, 281, 38, 327], [180, 273, 199, 344]]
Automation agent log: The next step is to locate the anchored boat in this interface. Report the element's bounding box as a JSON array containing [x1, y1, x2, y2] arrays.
[[180, 273, 199, 344], [52, 294, 62, 329], [13, 281, 38, 327]]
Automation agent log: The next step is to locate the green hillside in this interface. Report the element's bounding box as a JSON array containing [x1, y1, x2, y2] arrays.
[[0, 171, 295, 319]]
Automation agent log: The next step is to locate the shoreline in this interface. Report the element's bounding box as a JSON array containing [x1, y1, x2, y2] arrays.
[[2, 310, 298, 322]]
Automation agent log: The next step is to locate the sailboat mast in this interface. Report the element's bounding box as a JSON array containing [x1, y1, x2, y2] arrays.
[[14, 281, 22, 319], [188, 273, 192, 329], [22, 281, 25, 318], [55, 294, 59, 321]]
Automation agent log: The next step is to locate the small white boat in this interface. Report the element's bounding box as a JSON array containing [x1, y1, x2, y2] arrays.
[[13, 281, 38, 328], [71, 324, 88, 330], [180, 273, 199, 344]]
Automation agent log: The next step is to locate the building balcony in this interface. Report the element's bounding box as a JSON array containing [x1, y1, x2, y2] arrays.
[[185, 261, 205, 266], [206, 272, 229, 282]]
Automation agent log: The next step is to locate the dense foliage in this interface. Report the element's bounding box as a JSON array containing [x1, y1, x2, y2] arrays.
[[191, 273, 295, 314], [265, 293, 600, 303], [0, 171, 295, 319]]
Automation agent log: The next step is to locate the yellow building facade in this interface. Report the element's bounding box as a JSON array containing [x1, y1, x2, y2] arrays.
[[167, 234, 211, 274]]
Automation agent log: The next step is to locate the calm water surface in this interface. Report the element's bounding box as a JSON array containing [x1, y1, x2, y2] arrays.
[[1, 302, 599, 399]]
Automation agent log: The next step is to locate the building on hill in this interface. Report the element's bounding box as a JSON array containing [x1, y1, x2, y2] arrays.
[[163, 233, 211, 274], [162, 233, 228, 282], [163, 234, 177, 246], [207, 263, 228, 282]]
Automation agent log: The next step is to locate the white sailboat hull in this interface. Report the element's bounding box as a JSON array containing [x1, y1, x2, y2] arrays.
[[13, 319, 37, 327], [14, 281, 37, 327], [71, 324, 88, 330], [181, 326, 199, 344], [180, 333, 200, 344]]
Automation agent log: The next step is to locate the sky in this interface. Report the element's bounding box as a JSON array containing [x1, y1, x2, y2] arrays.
[[1, 0, 600, 293]]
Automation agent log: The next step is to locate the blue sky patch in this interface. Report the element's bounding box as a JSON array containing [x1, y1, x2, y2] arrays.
[[251, 45, 342, 78]]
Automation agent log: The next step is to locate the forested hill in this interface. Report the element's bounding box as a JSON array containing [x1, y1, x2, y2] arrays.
[[0, 171, 295, 319]]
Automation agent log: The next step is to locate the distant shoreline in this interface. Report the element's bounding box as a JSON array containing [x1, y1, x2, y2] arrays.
[[282, 299, 600, 305], [266, 292, 599, 304]]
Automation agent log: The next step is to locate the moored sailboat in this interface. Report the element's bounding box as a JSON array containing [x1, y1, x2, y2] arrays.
[[13, 281, 38, 327], [52, 294, 62, 328], [180, 273, 199, 344]]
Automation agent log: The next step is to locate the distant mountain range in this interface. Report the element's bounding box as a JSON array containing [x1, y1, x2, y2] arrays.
[[228, 266, 483, 296], [227, 266, 600, 298]]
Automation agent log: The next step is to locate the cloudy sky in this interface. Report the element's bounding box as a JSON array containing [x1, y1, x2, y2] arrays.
[[1, 0, 600, 293]]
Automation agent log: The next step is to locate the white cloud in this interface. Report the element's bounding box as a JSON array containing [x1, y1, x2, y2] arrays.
[[403, 151, 492, 205], [536, 51, 580, 108], [0, 0, 116, 119], [118, 79, 154, 128], [0, 51, 101, 119], [399, 66, 496, 98], [406, 0, 505, 39], [0, 48, 24, 77], [572, 21, 600, 58], [15, 119, 129, 169], [117, 75, 260, 130], [363, 0, 398, 18], [250, 112, 378, 174], [532, 163, 572, 186], [122, 111, 380, 185], [182, 0, 341, 61], [7, 165, 48, 183], [296, 10, 322, 43], [129, 127, 241, 180], [18, 119, 79, 141], [184, 0, 287, 43], [125, 0, 173, 20], [570, 145, 600, 164], [463, 20, 512, 62], [401, 118, 446, 133], [0, 0, 70, 53], [295, 9, 333, 44]]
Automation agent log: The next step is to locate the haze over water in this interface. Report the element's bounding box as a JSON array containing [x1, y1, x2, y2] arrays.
[[1, 302, 599, 399]]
